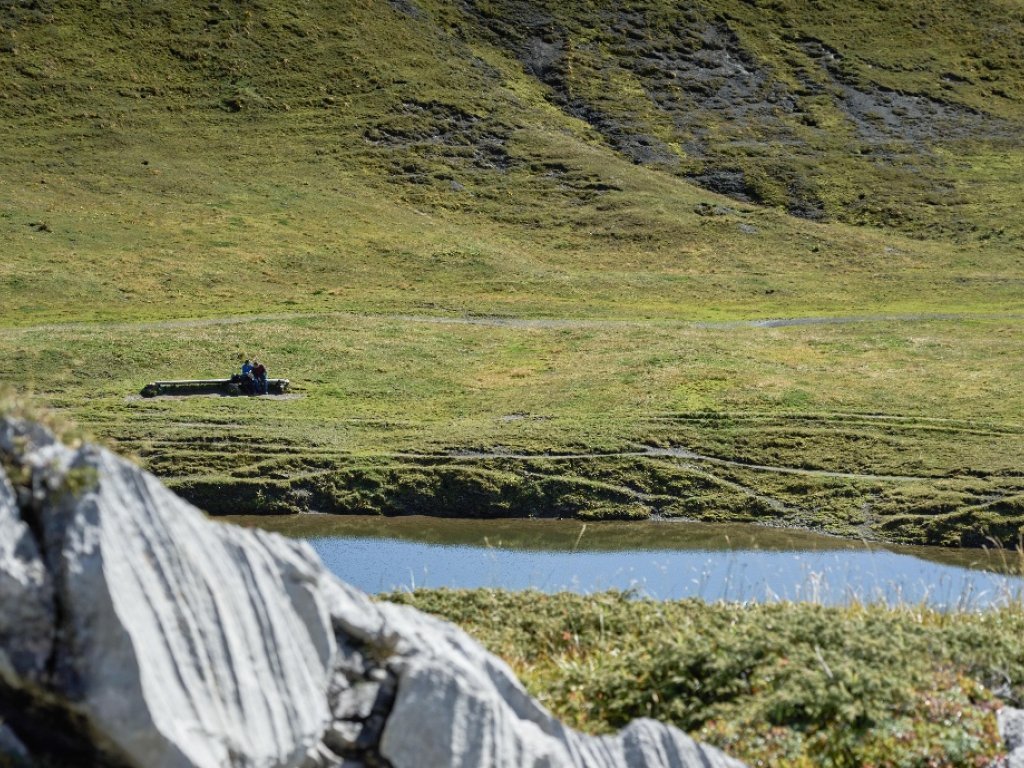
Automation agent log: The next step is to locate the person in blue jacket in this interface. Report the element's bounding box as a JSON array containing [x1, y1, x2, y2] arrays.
[[240, 359, 255, 395]]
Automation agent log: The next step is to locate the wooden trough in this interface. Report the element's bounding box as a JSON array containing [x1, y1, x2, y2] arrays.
[[140, 378, 290, 398]]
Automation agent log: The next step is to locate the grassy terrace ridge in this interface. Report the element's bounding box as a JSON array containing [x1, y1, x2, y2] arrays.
[[2, 0, 1024, 545], [389, 589, 1023, 767]]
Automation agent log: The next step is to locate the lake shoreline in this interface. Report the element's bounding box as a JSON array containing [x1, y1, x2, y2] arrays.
[[224, 515, 1024, 597]]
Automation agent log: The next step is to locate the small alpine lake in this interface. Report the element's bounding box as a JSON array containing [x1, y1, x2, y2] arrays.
[[226, 515, 1024, 610]]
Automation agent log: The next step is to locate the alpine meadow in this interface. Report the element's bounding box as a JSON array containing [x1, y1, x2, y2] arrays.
[[3, 1, 1024, 765]]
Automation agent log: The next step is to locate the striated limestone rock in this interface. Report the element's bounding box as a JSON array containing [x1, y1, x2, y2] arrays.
[[0, 723, 29, 763], [0, 415, 743, 768], [1001, 707, 1024, 768], [0, 431, 54, 688]]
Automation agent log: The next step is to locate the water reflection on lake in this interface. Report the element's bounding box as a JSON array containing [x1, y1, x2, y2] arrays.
[[227, 515, 1024, 609]]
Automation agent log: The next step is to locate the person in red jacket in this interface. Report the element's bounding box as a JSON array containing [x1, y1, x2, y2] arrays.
[[252, 359, 268, 395]]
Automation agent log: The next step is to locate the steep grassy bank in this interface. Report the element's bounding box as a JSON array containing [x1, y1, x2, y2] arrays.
[[2, 0, 1022, 544], [3, 0, 1024, 321], [392, 589, 1023, 766]]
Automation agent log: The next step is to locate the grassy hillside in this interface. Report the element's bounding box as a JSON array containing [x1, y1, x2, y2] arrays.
[[2, 0, 1023, 544]]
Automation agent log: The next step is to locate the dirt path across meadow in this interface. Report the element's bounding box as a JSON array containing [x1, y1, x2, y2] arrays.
[[444, 445, 938, 484], [5, 310, 1023, 335]]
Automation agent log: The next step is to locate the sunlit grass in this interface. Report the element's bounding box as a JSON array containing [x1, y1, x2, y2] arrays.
[[4, 313, 1023, 543]]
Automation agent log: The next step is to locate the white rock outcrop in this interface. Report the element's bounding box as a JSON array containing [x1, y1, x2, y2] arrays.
[[0, 455, 54, 687], [1000, 707, 1024, 768], [0, 415, 743, 768]]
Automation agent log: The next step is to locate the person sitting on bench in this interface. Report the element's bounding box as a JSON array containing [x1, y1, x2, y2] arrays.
[[252, 359, 268, 395], [240, 358, 256, 395]]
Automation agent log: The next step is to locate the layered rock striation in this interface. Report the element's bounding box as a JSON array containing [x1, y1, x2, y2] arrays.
[[1001, 707, 1024, 768], [0, 415, 743, 768]]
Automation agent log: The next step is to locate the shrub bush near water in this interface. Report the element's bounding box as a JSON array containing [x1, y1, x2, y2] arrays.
[[389, 589, 1021, 767]]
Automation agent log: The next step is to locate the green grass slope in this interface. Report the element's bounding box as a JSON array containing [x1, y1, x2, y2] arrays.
[[1, 0, 1023, 544]]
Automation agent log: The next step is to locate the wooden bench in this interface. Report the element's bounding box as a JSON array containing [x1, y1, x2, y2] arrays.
[[140, 378, 290, 398]]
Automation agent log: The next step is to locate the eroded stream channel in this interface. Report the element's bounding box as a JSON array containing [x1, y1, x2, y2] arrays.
[[227, 516, 1024, 609]]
